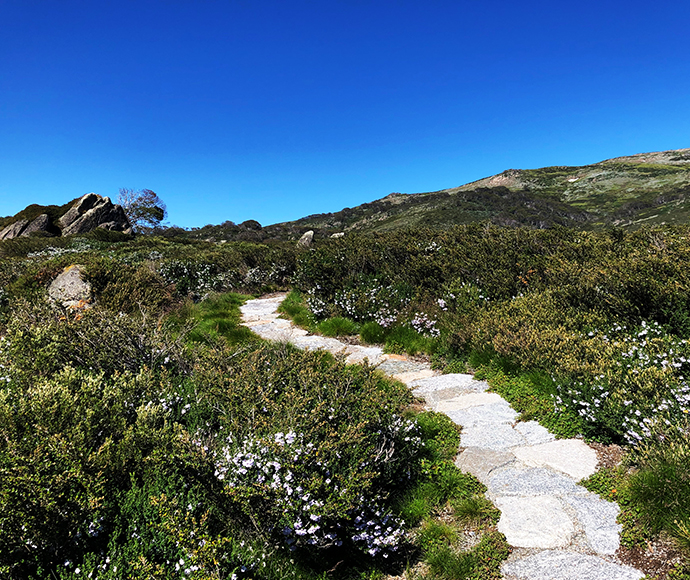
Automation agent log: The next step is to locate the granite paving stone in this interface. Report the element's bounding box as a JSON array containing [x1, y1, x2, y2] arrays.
[[495, 496, 575, 549], [410, 373, 489, 394], [436, 392, 505, 412], [445, 401, 520, 427], [502, 550, 644, 580], [512, 439, 599, 480], [564, 494, 622, 555], [455, 447, 516, 481], [487, 466, 585, 497], [459, 423, 527, 451], [513, 420, 556, 445]]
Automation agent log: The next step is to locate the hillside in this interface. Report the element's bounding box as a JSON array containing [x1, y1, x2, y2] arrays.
[[269, 147, 690, 235], [6, 148, 690, 243]]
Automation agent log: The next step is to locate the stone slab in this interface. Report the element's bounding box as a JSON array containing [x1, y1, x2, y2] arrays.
[[393, 370, 438, 383], [410, 373, 489, 395], [460, 423, 527, 451], [512, 439, 599, 480], [446, 401, 519, 427], [495, 496, 574, 549], [376, 359, 429, 375], [437, 392, 505, 412], [501, 550, 644, 580], [564, 494, 622, 555], [488, 466, 585, 497], [513, 420, 555, 445], [290, 336, 347, 352], [455, 447, 515, 481]]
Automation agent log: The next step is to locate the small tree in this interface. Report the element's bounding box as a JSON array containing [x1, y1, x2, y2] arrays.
[[117, 188, 167, 233]]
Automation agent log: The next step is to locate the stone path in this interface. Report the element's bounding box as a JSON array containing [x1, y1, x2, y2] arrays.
[[240, 295, 644, 580]]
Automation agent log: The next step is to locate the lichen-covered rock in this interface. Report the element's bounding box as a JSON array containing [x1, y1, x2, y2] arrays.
[[48, 265, 93, 308], [59, 193, 131, 236]]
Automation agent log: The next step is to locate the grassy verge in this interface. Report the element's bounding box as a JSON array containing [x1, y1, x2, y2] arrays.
[[398, 411, 510, 580], [166, 291, 256, 345], [279, 290, 439, 355]]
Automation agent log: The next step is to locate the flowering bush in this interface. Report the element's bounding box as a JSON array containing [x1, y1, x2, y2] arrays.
[[550, 321, 690, 443], [191, 342, 427, 561]]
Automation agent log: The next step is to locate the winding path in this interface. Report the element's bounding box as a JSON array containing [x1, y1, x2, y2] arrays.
[[240, 294, 644, 580]]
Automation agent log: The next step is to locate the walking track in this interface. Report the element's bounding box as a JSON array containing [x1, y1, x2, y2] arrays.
[[240, 294, 645, 580]]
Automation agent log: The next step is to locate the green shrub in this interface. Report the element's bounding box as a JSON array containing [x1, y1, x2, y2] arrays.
[[384, 325, 438, 356], [413, 411, 461, 462], [451, 496, 499, 525], [2, 299, 185, 382], [278, 290, 317, 331]]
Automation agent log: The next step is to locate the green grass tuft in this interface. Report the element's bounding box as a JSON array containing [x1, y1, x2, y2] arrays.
[[317, 316, 359, 337], [167, 292, 255, 345]]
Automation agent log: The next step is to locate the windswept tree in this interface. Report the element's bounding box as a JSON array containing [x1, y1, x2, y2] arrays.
[[117, 188, 167, 233]]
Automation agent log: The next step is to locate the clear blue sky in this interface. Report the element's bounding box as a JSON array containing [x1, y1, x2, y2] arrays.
[[1, 0, 689, 228]]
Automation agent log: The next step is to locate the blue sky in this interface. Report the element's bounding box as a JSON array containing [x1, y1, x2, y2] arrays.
[[1, 1, 689, 228]]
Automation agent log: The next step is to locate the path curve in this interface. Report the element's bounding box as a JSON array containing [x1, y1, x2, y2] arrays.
[[240, 294, 644, 580]]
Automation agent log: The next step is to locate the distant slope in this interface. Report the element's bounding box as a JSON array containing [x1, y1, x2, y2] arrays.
[[271, 147, 690, 234]]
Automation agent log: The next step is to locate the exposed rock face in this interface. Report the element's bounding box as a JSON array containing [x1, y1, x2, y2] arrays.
[[48, 264, 93, 308], [21, 214, 52, 237], [297, 230, 314, 248], [0, 194, 132, 241], [0, 219, 29, 240], [59, 193, 131, 236]]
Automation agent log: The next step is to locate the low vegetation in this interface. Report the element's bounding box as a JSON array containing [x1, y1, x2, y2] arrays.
[[0, 233, 508, 579], [290, 225, 690, 574], [2, 221, 690, 577]]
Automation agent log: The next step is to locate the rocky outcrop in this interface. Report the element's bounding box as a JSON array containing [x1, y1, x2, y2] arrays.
[[22, 214, 52, 237], [297, 230, 314, 248], [59, 193, 131, 236], [0, 220, 30, 240], [0, 194, 132, 241], [48, 264, 93, 308]]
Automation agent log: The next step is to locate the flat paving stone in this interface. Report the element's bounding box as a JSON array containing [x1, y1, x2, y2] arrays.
[[410, 373, 489, 395], [290, 336, 347, 352], [393, 369, 439, 383], [437, 392, 505, 412], [514, 420, 556, 445], [502, 550, 644, 580], [488, 466, 585, 497], [512, 439, 599, 481], [446, 401, 519, 427], [343, 346, 385, 365], [495, 496, 574, 549], [376, 358, 429, 374], [455, 447, 515, 481], [460, 423, 527, 451], [564, 494, 622, 555]]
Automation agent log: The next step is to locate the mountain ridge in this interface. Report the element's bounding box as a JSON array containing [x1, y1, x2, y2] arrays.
[[275, 147, 690, 234]]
